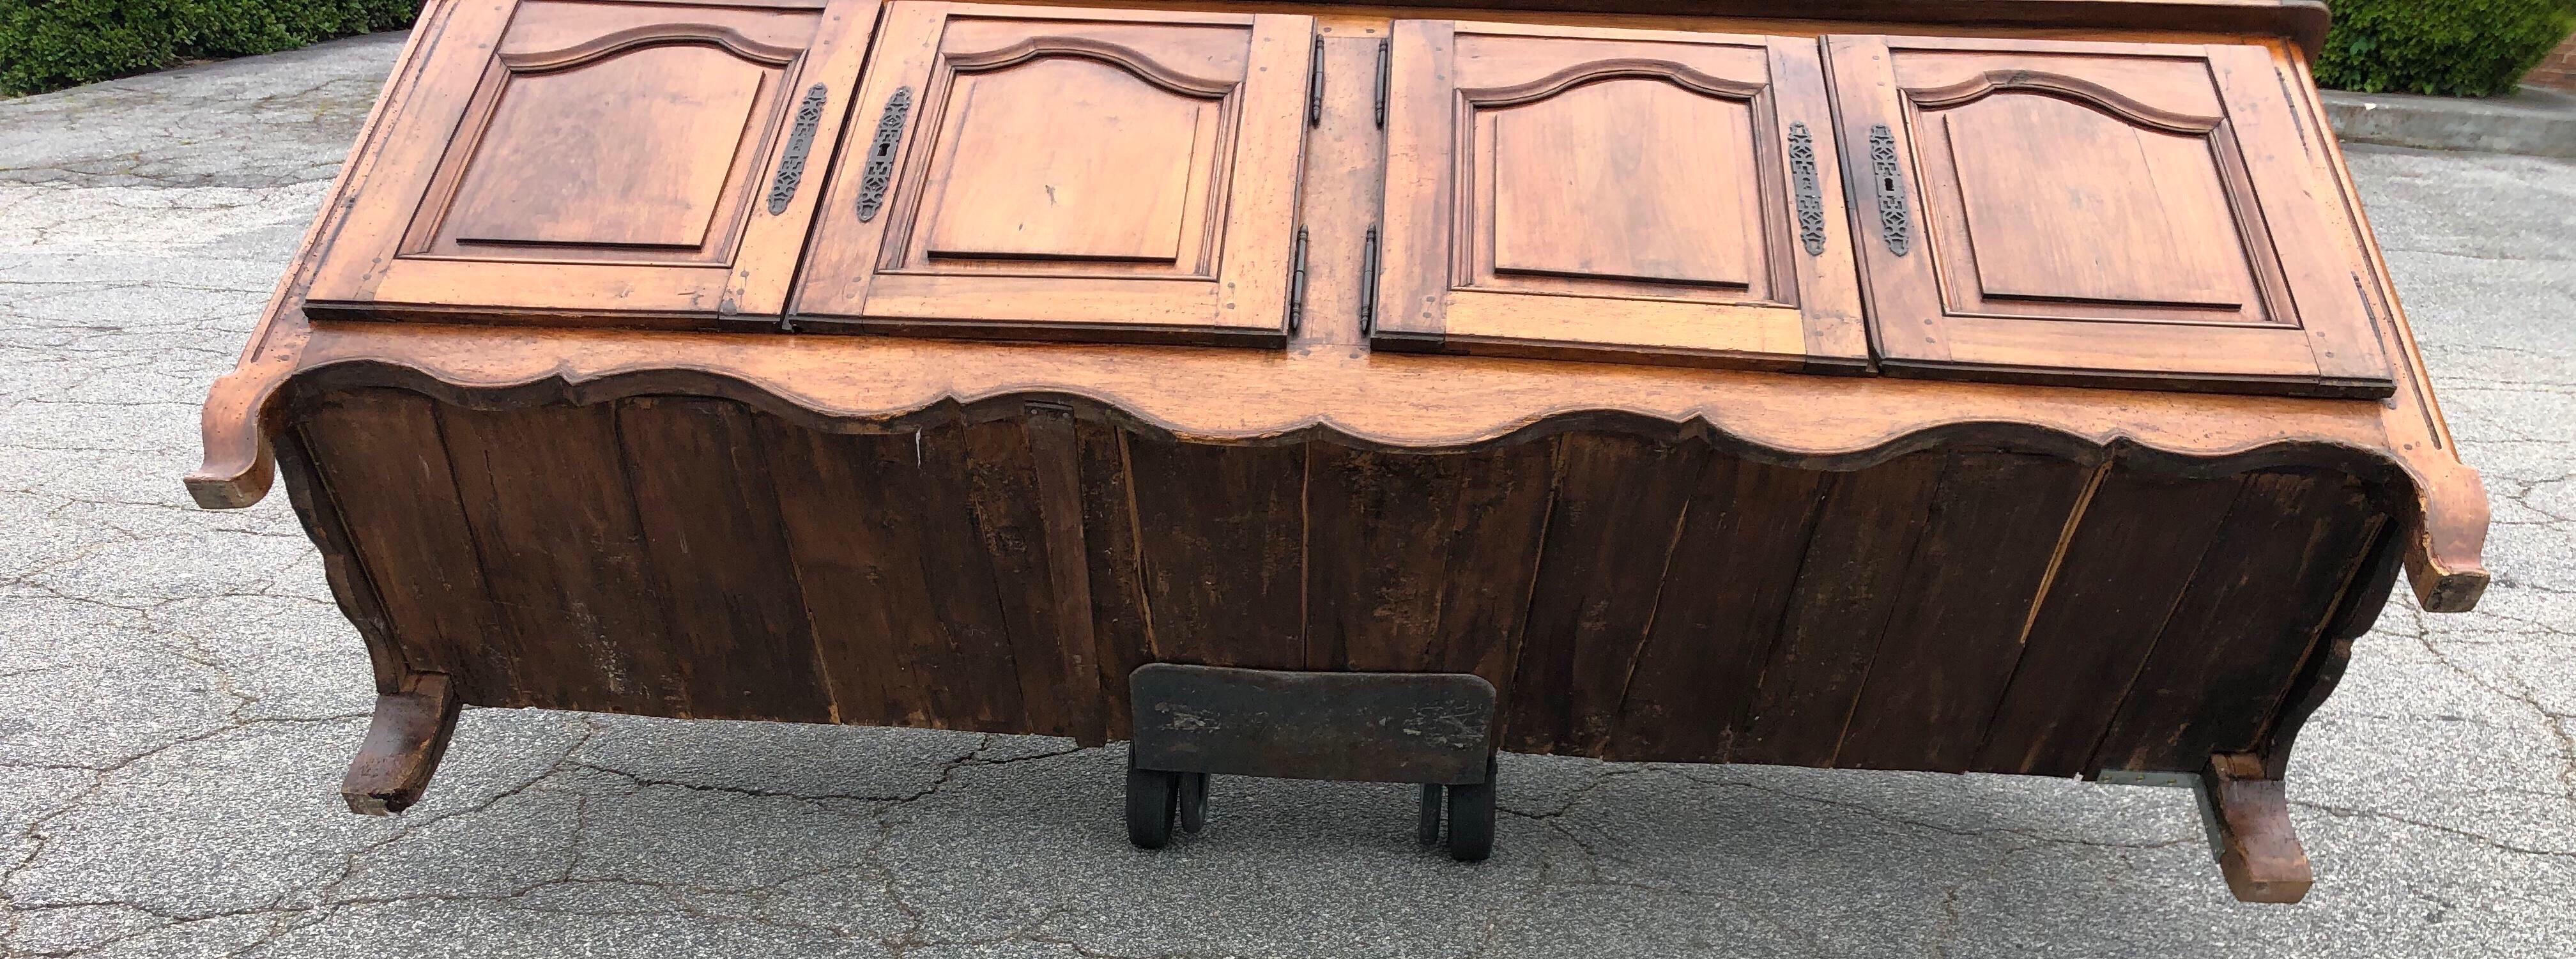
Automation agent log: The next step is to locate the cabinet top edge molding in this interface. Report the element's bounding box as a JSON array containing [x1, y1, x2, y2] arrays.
[[1156, 0, 2328, 54], [626, 0, 2327, 52], [596, 0, 836, 10]]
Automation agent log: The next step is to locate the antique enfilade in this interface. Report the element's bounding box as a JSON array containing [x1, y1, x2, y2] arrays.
[[192, 0, 2487, 904]]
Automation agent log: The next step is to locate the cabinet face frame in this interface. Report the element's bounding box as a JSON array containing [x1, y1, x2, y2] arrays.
[[304, 0, 884, 327], [788, 1, 1314, 346], [1371, 20, 1871, 372], [1823, 35, 2395, 398]]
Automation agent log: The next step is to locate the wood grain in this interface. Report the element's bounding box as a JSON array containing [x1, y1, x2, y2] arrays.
[[1027, 403, 1112, 746], [1728, 452, 1947, 767], [2205, 751, 2313, 903], [2089, 469, 2380, 773], [1832, 452, 2097, 772], [440, 402, 687, 713], [617, 397, 835, 722], [1123, 434, 1307, 670], [1373, 20, 1869, 371], [1072, 416, 1159, 735], [790, 3, 1312, 345], [1501, 432, 1708, 754], [342, 671, 463, 815], [760, 421, 1032, 732], [1971, 469, 2247, 775], [1606, 456, 1830, 762], [304, 0, 885, 325], [275, 394, 2407, 779], [1825, 34, 2394, 399], [295, 388, 504, 696], [266, 381, 2416, 891], [959, 417, 1087, 739], [1301, 441, 1554, 680]]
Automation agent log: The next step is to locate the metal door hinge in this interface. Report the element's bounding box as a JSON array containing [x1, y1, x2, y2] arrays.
[[1307, 36, 1325, 126], [1287, 227, 1310, 334], [766, 84, 829, 215], [854, 86, 914, 222], [1358, 226, 1381, 335], [1372, 39, 1391, 128], [1867, 123, 1912, 257]]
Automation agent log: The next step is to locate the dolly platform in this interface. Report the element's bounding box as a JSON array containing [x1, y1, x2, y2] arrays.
[[1125, 664, 1500, 860]]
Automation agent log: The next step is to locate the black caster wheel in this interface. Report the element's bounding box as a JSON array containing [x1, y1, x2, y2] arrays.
[[1445, 758, 1498, 863], [1178, 772, 1210, 834], [1418, 784, 1445, 844], [1127, 766, 1179, 849]]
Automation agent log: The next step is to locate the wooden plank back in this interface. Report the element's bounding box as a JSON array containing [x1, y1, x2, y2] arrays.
[[283, 390, 2398, 776]]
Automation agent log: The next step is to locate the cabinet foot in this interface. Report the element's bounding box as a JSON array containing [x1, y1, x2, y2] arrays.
[[342, 672, 461, 816], [2198, 753, 2312, 903]]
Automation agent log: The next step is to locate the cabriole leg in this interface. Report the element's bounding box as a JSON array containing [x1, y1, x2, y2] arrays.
[[342, 672, 462, 816], [2198, 753, 2312, 903]]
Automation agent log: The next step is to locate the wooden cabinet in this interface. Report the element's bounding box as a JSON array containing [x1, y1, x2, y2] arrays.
[[789, 3, 1314, 345], [289, 0, 2411, 391], [1372, 20, 1869, 371], [205, 0, 2491, 908], [1825, 36, 2395, 397], [305, 0, 883, 326]]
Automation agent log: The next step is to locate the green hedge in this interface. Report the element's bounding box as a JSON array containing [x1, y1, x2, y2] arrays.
[[8, 1, 2575, 101], [1, 1, 423, 96], [2318, 0, 2576, 96]]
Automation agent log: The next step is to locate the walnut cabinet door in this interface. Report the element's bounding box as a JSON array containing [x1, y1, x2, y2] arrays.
[[1825, 36, 2395, 397], [788, 3, 1314, 346], [1371, 20, 1871, 372], [304, 0, 883, 326]]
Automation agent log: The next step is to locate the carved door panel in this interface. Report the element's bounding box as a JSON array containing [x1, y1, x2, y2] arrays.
[[1825, 36, 2393, 397], [1372, 20, 1869, 371], [790, 3, 1314, 346], [305, 0, 883, 326]]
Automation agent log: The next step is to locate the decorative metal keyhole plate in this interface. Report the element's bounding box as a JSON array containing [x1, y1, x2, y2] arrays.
[[1788, 122, 1827, 256], [855, 86, 914, 223], [765, 84, 830, 215], [1869, 123, 1912, 257]]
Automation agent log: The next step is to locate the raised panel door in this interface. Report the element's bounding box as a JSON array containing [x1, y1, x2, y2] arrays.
[[1372, 20, 1869, 372], [305, 0, 884, 326], [1825, 35, 2395, 397], [789, 3, 1314, 346]]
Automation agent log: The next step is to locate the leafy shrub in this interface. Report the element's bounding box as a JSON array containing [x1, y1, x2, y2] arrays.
[[8, 1, 2573, 100], [1, 1, 423, 96], [2317, 0, 2576, 96]]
